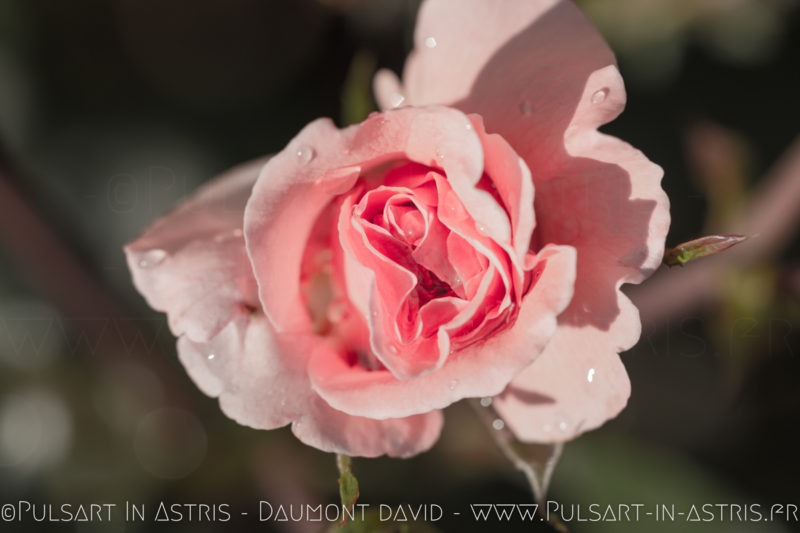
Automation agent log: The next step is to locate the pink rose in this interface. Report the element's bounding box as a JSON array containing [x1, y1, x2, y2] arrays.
[[125, 0, 669, 457]]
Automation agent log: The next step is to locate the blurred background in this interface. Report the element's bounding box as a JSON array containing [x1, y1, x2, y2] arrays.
[[0, 0, 798, 531]]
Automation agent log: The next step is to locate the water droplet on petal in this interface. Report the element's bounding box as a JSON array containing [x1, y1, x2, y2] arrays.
[[476, 223, 488, 235], [448, 379, 458, 391], [591, 88, 609, 104], [207, 353, 215, 361], [435, 148, 445, 162], [424, 36, 437, 49], [388, 345, 398, 355], [479, 397, 492, 407], [465, 122, 473, 131], [138, 249, 167, 269], [492, 418, 505, 431], [558, 420, 569, 432], [519, 100, 533, 116], [586, 367, 596, 383], [390, 92, 405, 108], [296, 146, 315, 165]]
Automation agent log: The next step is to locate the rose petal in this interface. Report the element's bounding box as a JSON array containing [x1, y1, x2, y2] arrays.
[[308, 244, 576, 419], [492, 293, 638, 442], [469, 114, 535, 264], [178, 316, 442, 458], [494, 68, 670, 442], [244, 120, 362, 333], [376, 0, 615, 174], [292, 395, 444, 458], [124, 158, 267, 342], [382, 0, 670, 441], [177, 316, 306, 429]]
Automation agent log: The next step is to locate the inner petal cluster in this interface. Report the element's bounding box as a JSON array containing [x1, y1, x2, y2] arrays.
[[320, 161, 527, 380]]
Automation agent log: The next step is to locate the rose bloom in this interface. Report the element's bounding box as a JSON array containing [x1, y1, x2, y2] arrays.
[[126, 0, 669, 457]]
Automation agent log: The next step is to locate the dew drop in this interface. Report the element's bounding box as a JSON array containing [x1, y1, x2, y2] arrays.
[[476, 223, 488, 235], [586, 367, 596, 383], [390, 92, 405, 108], [492, 418, 505, 431], [138, 249, 167, 269], [207, 353, 215, 361], [518, 100, 533, 116], [591, 88, 609, 104], [448, 379, 459, 391], [479, 397, 492, 408], [424, 36, 437, 49], [465, 122, 473, 131], [296, 146, 315, 165], [435, 148, 445, 162], [558, 420, 569, 432]]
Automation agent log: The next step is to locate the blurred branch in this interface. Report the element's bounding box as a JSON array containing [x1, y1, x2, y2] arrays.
[[629, 136, 800, 331], [0, 140, 195, 407]]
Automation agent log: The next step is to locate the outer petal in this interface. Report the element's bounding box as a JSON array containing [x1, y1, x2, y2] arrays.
[[124, 158, 266, 342], [177, 315, 305, 429], [380, 0, 670, 440], [493, 294, 637, 442], [493, 68, 670, 442], [292, 394, 443, 459], [375, 0, 615, 172], [308, 244, 576, 419], [178, 315, 443, 458], [243, 119, 361, 333]]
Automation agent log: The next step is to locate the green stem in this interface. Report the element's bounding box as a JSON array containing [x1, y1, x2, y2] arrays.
[[336, 454, 360, 525]]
